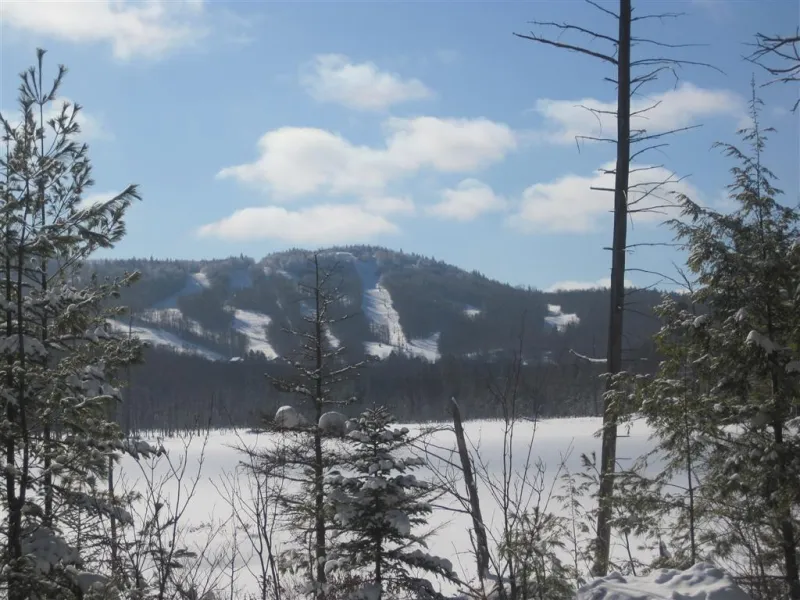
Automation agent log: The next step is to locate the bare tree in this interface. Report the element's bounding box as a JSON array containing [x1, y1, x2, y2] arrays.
[[514, 0, 718, 575], [423, 326, 576, 600], [215, 428, 284, 600], [748, 28, 800, 112]]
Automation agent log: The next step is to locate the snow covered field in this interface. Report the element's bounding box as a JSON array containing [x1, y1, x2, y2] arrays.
[[118, 417, 669, 598]]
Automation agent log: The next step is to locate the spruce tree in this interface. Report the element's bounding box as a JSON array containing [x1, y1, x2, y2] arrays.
[[325, 406, 457, 600], [640, 82, 800, 599]]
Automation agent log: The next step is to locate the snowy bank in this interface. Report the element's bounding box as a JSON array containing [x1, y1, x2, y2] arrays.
[[577, 562, 751, 600]]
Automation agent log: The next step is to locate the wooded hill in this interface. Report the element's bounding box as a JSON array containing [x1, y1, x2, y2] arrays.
[[86, 246, 672, 430]]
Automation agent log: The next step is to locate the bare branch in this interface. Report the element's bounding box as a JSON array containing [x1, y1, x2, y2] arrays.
[[527, 20, 619, 46], [585, 0, 620, 20], [514, 32, 619, 64]]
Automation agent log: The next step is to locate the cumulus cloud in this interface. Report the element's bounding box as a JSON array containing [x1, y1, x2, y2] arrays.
[[0, 0, 207, 60], [197, 204, 398, 244], [217, 117, 516, 199], [428, 179, 507, 221], [533, 83, 744, 145], [301, 54, 433, 111], [510, 162, 700, 233], [545, 277, 634, 292]]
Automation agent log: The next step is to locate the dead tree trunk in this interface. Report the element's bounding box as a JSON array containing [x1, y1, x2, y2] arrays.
[[450, 398, 490, 584], [594, 0, 631, 577], [515, 0, 718, 575]]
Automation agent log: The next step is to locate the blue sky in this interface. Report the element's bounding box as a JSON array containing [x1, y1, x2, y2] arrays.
[[1, 0, 797, 291]]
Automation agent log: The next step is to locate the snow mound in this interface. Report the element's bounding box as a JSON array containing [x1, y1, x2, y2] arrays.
[[577, 563, 751, 600], [274, 406, 306, 429], [545, 304, 579, 332], [106, 319, 225, 361], [319, 411, 347, 436], [231, 309, 277, 359]]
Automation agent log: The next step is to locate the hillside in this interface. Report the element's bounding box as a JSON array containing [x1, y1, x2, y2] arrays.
[[89, 245, 664, 366], [84, 246, 670, 430]]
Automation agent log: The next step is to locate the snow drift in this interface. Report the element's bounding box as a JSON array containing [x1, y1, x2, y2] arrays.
[[577, 562, 751, 600]]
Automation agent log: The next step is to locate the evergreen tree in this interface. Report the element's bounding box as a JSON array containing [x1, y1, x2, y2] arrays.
[[639, 83, 800, 599], [0, 50, 142, 599], [325, 406, 457, 600]]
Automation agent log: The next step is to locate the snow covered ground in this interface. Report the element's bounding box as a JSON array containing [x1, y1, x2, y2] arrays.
[[230, 309, 277, 359], [545, 303, 580, 332], [106, 319, 225, 361], [119, 417, 674, 598], [577, 562, 751, 599]]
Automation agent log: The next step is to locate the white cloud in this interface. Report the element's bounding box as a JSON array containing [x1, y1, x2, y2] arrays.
[[362, 196, 416, 215], [428, 179, 507, 221], [546, 277, 634, 292], [533, 83, 744, 145], [511, 162, 700, 233], [301, 54, 432, 111], [0, 0, 207, 60], [217, 117, 516, 199], [197, 204, 398, 244]]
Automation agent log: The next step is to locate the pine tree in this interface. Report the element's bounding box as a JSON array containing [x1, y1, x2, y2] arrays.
[[641, 82, 800, 599], [0, 50, 143, 599], [325, 406, 457, 600]]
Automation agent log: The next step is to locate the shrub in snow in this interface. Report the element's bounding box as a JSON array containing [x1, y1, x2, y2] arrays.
[[326, 406, 458, 599], [319, 411, 347, 436], [577, 562, 751, 600], [274, 405, 307, 429]]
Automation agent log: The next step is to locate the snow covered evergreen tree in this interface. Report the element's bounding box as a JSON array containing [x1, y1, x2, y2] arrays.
[[325, 406, 457, 600], [637, 82, 800, 599], [0, 50, 143, 599]]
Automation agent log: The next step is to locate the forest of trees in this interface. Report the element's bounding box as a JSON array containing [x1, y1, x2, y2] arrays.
[[0, 6, 798, 600]]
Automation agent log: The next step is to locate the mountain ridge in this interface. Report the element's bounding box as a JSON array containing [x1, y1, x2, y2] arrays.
[[88, 245, 665, 367]]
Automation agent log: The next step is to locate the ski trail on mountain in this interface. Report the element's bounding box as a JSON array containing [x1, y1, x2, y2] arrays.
[[231, 309, 277, 359], [347, 254, 440, 362]]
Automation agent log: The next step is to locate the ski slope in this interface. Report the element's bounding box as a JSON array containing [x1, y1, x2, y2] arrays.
[[545, 303, 580, 332], [349, 255, 441, 363], [152, 272, 211, 310], [106, 319, 224, 361], [231, 309, 277, 359]]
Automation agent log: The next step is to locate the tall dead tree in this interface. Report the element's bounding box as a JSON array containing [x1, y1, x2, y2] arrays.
[[515, 0, 717, 576]]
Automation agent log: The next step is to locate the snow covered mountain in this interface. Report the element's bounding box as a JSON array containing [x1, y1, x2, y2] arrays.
[[90, 246, 664, 365]]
